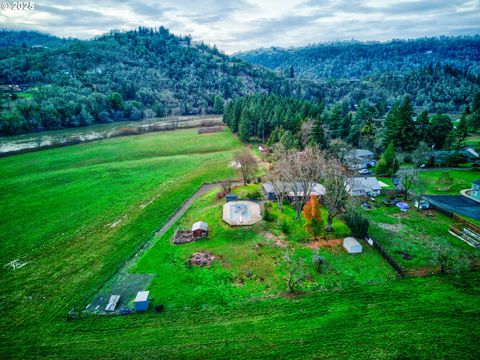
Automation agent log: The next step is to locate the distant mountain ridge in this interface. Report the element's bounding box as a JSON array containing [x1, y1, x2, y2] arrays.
[[235, 36, 480, 79], [0, 29, 69, 48], [0, 27, 322, 135], [236, 36, 480, 112]]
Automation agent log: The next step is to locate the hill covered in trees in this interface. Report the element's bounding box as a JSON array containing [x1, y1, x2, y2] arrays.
[[236, 36, 480, 113], [0, 28, 322, 135]]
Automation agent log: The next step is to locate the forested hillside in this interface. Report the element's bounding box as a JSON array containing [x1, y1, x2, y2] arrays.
[[0, 28, 322, 135], [236, 37, 480, 112]]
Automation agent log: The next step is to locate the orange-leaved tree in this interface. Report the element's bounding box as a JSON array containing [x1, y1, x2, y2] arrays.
[[302, 195, 323, 238]]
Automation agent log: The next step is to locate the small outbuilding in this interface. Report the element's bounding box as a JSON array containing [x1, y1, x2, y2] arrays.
[[134, 291, 150, 312], [343, 237, 363, 254], [192, 221, 208, 238]]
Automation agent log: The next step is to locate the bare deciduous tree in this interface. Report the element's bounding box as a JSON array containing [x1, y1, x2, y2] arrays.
[[410, 175, 427, 211], [322, 160, 350, 232], [398, 168, 419, 200], [328, 138, 354, 164], [234, 150, 258, 185], [284, 248, 306, 293], [265, 165, 289, 211], [275, 147, 326, 220]]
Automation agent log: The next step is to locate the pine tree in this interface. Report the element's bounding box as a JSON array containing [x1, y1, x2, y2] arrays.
[[429, 114, 453, 149], [384, 97, 417, 151], [280, 130, 296, 149], [416, 110, 430, 143], [311, 118, 326, 148], [213, 95, 224, 114], [376, 142, 399, 177]]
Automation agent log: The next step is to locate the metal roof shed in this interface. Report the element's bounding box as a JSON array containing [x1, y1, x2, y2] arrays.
[[343, 237, 363, 254], [192, 221, 208, 232], [134, 291, 150, 312]]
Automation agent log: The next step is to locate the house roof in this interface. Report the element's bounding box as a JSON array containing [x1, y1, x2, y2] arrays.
[[134, 291, 149, 302], [192, 221, 208, 231], [466, 147, 479, 158], [346, 149, 375, 158], [262, 182, 325, 196], [346, 177, 381, 192]]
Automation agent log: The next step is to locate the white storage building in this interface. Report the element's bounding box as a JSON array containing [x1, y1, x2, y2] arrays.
[[343, 237, 363, 254]]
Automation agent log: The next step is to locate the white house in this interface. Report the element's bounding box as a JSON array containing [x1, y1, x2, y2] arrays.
[[346, 177, 382, 197], [345, 149, 377, 170]]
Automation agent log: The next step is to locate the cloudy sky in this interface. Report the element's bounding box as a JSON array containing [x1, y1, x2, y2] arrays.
[[1, 0, 480, 53]]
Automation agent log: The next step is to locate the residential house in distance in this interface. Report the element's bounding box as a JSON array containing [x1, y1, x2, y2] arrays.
[[262, 182, 325, 201], [345, 149, 377, 170], [346, 177, 382, 197], [258, 145, 269, 154]]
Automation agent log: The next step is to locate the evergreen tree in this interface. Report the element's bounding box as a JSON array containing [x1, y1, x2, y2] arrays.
[[327, 103, 345, 139], [213, 95, 224, 114], [445, 114, 468, 150], [384, 97, 417, 151], [280, 130, 296, 149], [416, 110, 430, 143], [311, 118, 326, 149], [376, 142, 399, 176], [428, 114, 453, 149], [469, 92, 480, 130]]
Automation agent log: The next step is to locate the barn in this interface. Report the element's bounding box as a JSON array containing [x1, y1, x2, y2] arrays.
[[343, 237, 363, 254], [192, 221, 208, 238]]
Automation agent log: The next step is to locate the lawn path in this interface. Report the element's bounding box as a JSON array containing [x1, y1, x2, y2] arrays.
[[88, 179, 242, 313]]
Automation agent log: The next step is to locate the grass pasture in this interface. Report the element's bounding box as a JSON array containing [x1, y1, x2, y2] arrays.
[[363, 198, 478, 272], [133, 187, 395, 309], [1, 128, 480, 358], [418, 169, 480, 194]]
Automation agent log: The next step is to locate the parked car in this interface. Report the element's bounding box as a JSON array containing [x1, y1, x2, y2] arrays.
[[362, 201, 371, 209], [358, 169, 371, 175]]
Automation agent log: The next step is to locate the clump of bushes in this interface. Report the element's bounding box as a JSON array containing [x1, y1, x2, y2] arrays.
[[246, 190, 262, 200], [280, 217, 290, 235], [343, 208, 369, 238], [263, 202, 275, 222], [312, 249, 327, 273]]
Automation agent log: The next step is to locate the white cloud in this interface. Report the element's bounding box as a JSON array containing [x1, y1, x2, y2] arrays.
[[0, 0, 479, 52]]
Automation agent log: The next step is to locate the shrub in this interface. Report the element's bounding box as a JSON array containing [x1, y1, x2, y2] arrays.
[[280, 217, 290, 235], [263, 202, 274, 222], [312, 249, 327, 273], [343, 208, 369, 238], [244, 190, 262, 200]]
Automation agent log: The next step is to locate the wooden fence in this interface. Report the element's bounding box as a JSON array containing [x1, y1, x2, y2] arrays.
[[366, 234, 405, 278]]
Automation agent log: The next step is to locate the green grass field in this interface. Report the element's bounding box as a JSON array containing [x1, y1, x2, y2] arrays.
[[362, 199, 477, 272], [1, 129, 480, 358], [419, 169, 480, 194], [133, 187, 394, 309]]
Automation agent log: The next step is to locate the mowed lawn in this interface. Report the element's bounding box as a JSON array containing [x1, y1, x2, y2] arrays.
[[419, 169, 480, 194], [0, 129, 244, 352]]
